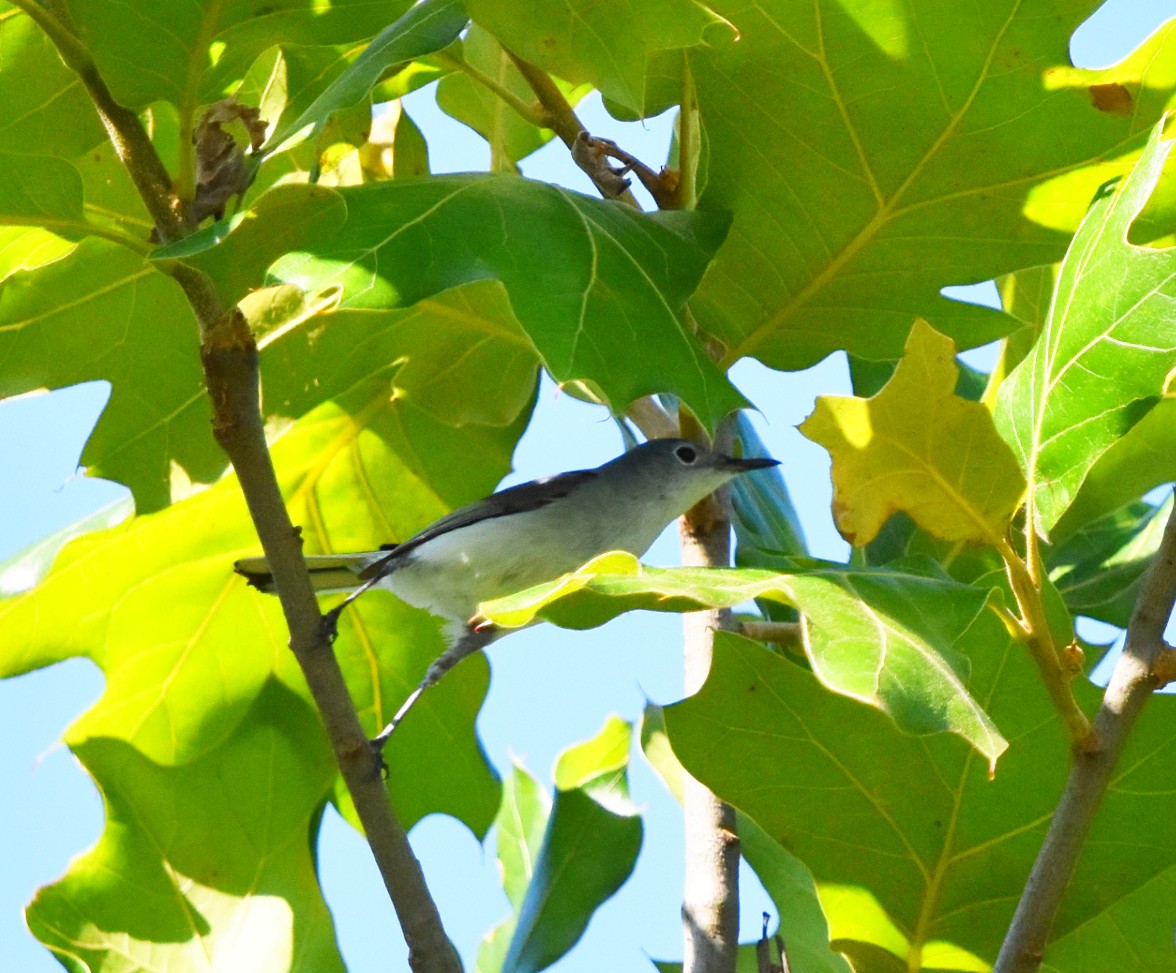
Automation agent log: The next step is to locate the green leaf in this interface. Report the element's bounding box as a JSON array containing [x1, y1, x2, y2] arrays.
[[688, 4, 1176, 371], [476, 762, 553, 973], [436, 26, 592, 169], [0, 8, 106, 157], [167, 175, 743, 429], [25, 680, 344, 973], [995, 117, 1176, 538], [730, 412, 807, 563], [640, 706, 854, 973], [665, 631, 1176, 970], [1048, 494, 1173, 629], [0, 497, 133, 596], [63, 0, 415, 112], [466, 0, 732, 116], [0, 386, 518, 834], [0, 238, 216, 511], [251, 278, 540, 430], [265, 0, 469, 152], [499, 719, 643, 973], [497, 764, 553, 910], [0, 152, 84, 225], [480, 553, 1007, 767], [800, 320, 1026, 548], [1054, 397, 1176, 540]]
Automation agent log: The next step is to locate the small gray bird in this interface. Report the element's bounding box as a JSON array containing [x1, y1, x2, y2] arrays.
[[236, 437, 777, 745]]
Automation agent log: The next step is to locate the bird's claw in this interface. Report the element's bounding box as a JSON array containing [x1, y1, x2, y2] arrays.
[[368, 738, 389, 780], [319, 606, 343, 643]]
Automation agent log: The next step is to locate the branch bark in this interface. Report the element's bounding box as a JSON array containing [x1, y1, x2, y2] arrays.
[[679, 486, 741, 973], [17, 5, 461, 968], [994, 506, 1176, 973]]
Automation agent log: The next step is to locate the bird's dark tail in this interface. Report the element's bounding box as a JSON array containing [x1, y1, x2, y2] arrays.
[[234, 554, 379, 594]]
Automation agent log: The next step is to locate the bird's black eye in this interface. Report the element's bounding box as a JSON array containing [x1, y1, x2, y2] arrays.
[[675, 444, 698, 464]]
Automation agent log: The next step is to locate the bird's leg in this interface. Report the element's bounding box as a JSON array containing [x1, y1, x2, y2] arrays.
[[319, 573, 387, 642], [370, 623, 498, 766]]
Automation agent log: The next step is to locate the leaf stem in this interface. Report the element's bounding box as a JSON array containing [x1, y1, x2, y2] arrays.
[[672, 52, 698, 210], [995, 507, 1176, 972], [995, 536, 1095, 749], [435, 49, 552, 129]]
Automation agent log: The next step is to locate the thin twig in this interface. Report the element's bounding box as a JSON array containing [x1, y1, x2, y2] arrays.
[[503, 49, 643, 207], [435, 49, 552, 129], [625, 397, 679, 440], [739, 621, 801, 646], [17, 6, 460, 969], [994, 507, 1176, 973]]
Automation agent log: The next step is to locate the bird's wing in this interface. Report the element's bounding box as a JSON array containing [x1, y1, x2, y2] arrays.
[[358, 470, 598, 581]]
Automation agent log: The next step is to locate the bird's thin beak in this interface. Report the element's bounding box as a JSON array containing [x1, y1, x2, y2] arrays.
[[718, 454, 779, 472]]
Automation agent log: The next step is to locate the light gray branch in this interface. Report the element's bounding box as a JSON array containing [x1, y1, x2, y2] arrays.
[[994, 506, 1176, 972]]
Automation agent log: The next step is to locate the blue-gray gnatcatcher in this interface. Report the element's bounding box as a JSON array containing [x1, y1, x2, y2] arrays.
[[236, 437, 777, 746]]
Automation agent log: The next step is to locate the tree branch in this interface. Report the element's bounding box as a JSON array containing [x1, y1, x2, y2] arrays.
[[994, 506, 1176, 973], [19, 7, 461, 968], [502, 49, 647, 207], [201, 307, 461, 973], [679, 414, 741, 973]]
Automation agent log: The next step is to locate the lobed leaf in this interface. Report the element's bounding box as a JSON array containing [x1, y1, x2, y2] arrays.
[[996, 117, 1176, 538], [0, 382, 522, 833], [800, 319, 1025, 548], [641, 705, 854, 973], [63, 0, 414, 113], [0, 238, 216, 512], [479, 552, 1007, 767], [687, 3, 1176, 370], [164, 175, 743, 429], [466, 0, 732, 116], [25, 681, 346, 973], [665, 631, 1176, 970]]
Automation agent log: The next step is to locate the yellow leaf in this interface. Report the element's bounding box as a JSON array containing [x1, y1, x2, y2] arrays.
[[800, 320, 1025, 547]]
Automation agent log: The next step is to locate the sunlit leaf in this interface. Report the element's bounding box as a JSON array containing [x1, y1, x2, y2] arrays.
[[800, 320, 1025, 548], [63, 0, 414, 112], [25, 682, 345, 973], [265, 0, 469, 152], [162, 175, 742, 429], [466, 0, 732, 116], [480, 552, 1007, 766], [641, 705, 854, 973], [996, 118, 1176, 537], [488, 719, 643, 973], [689, 6, 1176, 370], [665, 631, 1176, 970]]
